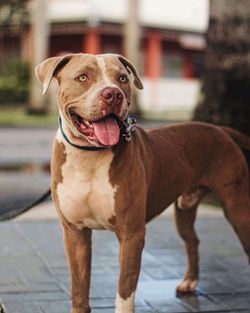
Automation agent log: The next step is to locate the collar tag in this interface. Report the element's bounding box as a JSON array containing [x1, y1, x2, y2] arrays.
[[122, 116, 137, 142]]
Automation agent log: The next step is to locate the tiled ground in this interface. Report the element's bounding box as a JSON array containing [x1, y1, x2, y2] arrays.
[[0, 214, 250, 313]]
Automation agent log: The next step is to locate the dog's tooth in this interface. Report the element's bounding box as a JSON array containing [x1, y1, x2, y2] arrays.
[[102, 109, 107, 116], [85, 121, 91, 126], [80, 123, 87, 130]]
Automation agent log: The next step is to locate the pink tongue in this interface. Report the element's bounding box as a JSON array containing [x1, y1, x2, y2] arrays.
[[93, 116, 120, 146]]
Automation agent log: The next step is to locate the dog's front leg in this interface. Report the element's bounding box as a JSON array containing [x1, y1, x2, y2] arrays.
[[63, 224, 92, 313], [115, 229, 145, 313]]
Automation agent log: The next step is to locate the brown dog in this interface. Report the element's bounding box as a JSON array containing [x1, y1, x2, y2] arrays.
[[36, 53, 250, 313]]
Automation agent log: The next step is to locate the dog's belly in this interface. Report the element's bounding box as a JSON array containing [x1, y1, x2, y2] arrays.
[[56, 141, 117, 230]]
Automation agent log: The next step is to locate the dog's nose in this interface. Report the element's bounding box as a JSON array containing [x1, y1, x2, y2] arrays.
[[100, 87, 124, 106]]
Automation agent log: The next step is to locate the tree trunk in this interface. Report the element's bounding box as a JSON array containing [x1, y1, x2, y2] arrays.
[[193, 0, 250, 136], [123, 0, 141, 116], [28, 0, 49, 114]]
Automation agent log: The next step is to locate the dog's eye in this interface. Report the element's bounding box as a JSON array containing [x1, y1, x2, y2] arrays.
[[78, 74, 88, 82], [119, 75, 128, 83]]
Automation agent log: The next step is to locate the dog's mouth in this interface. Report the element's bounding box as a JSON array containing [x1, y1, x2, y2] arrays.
[[70, 112, 122, 146]]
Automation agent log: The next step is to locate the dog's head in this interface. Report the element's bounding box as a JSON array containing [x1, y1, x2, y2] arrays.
[[35, 53, 143, 147]]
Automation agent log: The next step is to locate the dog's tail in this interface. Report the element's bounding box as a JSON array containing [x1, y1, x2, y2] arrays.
[[221, 127, 250, 151]]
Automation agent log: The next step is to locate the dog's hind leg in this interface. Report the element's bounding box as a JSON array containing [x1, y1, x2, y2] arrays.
[[210, 161, 250, 265], [222, 196, 250, 264], [174, 187, 207, 294], [175, 204, 199, 294]]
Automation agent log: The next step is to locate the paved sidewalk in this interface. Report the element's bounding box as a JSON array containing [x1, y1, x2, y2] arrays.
[[0, 127, 54, 166], [0, 204, 250, 313]]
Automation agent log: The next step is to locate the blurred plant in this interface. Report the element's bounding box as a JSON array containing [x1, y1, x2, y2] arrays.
[[0, 0, 29, 27], [0, 58, 30, 104]]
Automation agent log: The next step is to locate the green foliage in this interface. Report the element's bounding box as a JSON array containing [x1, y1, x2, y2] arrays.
[[0, 0, 29, 26], [0, 110, 57, 127], [0, 58, 30, 104]]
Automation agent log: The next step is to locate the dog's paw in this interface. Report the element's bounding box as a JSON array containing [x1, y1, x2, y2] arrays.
[[176, 279, 197, 294]]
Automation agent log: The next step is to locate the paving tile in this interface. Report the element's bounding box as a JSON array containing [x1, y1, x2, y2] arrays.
[[93, 308, 153, 313], [0, 282, 60, 293], [177, 294, 226, 312], [142, 264, 181, 280], [136, 280, 192, 312], [90, 297, 115, 309], [37, 300, 71, 313], [91, 308, 114, 313], [3, 302, 42, 313], [0, 291, 69, 302], [213, 293, 250, 311], [0, 215, 250, 313], [0, 271, 23, 285], [150, 300, 192, 313]]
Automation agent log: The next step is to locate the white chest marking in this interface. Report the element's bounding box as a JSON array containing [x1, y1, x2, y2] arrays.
[[56, 131, 117, 230]]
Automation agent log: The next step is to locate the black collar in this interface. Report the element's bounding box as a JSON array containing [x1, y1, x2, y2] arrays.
[[58, 115, 136, 151]]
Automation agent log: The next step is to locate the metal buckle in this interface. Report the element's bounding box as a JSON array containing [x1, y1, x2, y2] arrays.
[[122, 116, 137, 142]]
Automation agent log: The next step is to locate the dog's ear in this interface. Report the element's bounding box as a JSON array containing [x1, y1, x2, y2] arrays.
[[118, 55, 143, 90], [35, 54, 73, 95]]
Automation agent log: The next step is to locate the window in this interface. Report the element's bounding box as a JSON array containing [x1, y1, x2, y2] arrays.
[[162, 52, 183, 78]]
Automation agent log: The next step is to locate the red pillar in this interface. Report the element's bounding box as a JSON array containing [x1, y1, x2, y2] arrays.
[[183, 55, 194, 79], [83, 28, 100, 54], [145, 32, 162, 79]]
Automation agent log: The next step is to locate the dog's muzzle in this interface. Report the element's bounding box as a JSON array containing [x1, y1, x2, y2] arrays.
[[99, 87, 125, 118], [70, 112, 122, 146]]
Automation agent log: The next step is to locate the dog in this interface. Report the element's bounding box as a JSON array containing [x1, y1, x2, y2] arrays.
[[36, 53, 250, 313]]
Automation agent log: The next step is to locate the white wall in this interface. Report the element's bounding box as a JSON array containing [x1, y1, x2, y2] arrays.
[[139, 78, 200, 120], [48, 0, 209, 33], [140, 0, 209, 32]]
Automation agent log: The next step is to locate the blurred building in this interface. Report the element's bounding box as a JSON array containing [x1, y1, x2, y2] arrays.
[[2, 0, 209, 119]]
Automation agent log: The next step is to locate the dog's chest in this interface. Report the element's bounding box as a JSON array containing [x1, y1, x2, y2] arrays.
[[56, 148, 117, 230]]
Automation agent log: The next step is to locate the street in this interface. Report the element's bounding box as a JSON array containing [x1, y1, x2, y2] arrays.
[[0, 125, 250, 313], [0, 127, 53, 215], [1, 206, 250, 313]]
